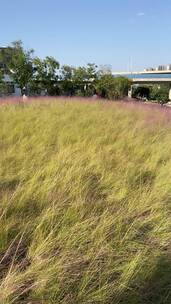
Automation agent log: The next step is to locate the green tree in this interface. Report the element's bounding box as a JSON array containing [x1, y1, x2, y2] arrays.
[[72, 63, 98, 96], [86, 63, 98, 81], [113, 77, 132, 99], [60, 65, 74, 96], [96, 74, 114, 98], [149, 85, 169, 103], [85, 63, 98, 96], [96, 75, 131, 100], [3, 40, 34, 95], [32, 56, 60, 95]]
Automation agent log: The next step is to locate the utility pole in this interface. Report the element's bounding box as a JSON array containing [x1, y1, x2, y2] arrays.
[[130, 56, 133, 74], [128, 56, 133, 73]]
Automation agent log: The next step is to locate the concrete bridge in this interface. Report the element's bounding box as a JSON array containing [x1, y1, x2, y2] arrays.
[[112, 70, 171, 99], [113, 70, 171, 81], [132, 78, 171, 84]]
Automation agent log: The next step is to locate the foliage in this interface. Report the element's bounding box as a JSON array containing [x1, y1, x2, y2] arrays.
[[72, 63, 97, 83], [0, 71, 4, 95], [0, 72, 11, 96], [0, 40, 131, 98], [149, 85, 169, 103], [0, 99, 171, 303], [72, 63, 98, 96], [31, 56, 60, 95], [2, 40, 34, 94], [96, 74, 131, 99], [132, 86, 150, 100], [112, 76, 132, 99], [0, 83, 10, 96], [96, 74, 114, 98], [132, 85, 169, 103], [60, 63, 98, 97], [60, 65, 75, 96]]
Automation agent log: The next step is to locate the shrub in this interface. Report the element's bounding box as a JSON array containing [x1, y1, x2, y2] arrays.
[[149, 85, 169, 103], [96, 75, 131, 100], [132, 86, 150, 100]]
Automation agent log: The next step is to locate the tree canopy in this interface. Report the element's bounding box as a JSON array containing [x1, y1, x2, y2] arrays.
[[1, 41, 34, 94], [31, 56, 60, 95], [96, 74, 132, 99]]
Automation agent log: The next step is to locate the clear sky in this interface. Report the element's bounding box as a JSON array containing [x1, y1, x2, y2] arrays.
[[1, 0, 171, 71]]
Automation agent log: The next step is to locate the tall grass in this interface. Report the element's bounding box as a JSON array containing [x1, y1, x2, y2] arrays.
[[0, 98, 171, 303]]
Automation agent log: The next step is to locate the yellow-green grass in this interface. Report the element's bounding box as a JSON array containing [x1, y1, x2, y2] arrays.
[[0, 98, 171, 303]]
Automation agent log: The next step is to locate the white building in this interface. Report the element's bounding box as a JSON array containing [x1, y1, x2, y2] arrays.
[[2, 73, 21, 96], [166, 64, 171, 71], [0, 47, 21, 97]]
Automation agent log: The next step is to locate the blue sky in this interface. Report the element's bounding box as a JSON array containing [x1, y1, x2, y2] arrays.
[[1, 0, 171, 71]]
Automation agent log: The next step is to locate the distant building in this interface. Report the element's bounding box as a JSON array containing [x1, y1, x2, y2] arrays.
[[167, 64, 171, 71], [155, 64, 171, 71], [144, 67, 155, 72], [157, 65, 166, 71], [144, 64, 171, 72]]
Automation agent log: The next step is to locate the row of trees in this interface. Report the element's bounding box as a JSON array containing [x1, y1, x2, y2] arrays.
[[0, 41, 131, 99]]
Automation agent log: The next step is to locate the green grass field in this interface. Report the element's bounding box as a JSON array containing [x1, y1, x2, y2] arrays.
[[0, 98, 171, 303]]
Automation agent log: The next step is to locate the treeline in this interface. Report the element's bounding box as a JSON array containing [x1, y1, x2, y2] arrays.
[[0, 41, 131, 99]]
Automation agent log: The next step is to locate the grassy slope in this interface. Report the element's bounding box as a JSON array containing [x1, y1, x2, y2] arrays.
[[0, 99, 171, 303]]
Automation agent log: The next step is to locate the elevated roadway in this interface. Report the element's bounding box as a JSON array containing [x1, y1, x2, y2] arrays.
[[132, 78, 171, 84]]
